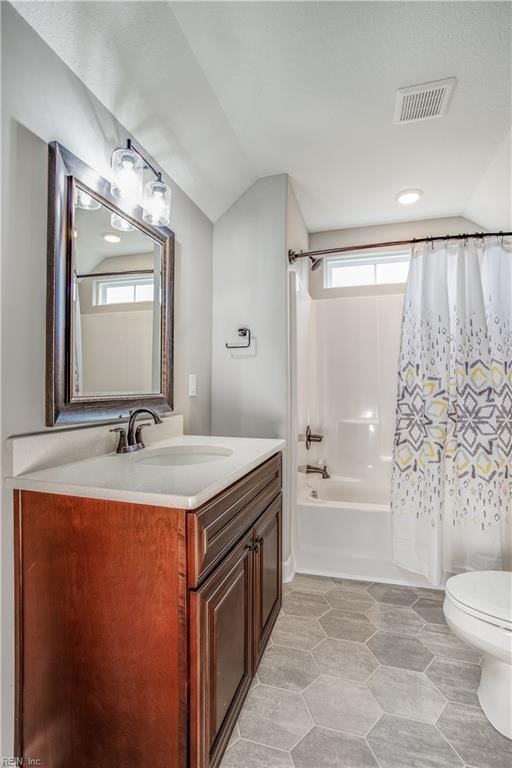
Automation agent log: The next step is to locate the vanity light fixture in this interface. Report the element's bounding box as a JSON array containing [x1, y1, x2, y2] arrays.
[[103, 233, 121, 244], [111, 212, 135, 232], [111, 139, 171, 226], [143, 178, 171, 227], [111, 143, 143, 203], [74, 187, 101, 210], [396, 188, 423, 205]]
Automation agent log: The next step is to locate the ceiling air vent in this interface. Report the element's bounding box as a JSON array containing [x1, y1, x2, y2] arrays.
[[394, 77, 457, 124]]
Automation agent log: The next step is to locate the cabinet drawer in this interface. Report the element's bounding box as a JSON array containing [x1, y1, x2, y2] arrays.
[[187, 453, 281, 588]]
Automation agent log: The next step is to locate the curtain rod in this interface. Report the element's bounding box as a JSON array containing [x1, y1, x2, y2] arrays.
[[288, 231, 512, 270], [75, 268, 154, 279]]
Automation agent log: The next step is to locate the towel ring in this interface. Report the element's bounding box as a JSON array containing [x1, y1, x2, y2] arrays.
[[226, 327, 251, 349]]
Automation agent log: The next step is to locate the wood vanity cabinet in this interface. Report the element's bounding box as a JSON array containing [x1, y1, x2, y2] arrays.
[[14, 452, 282, 768]]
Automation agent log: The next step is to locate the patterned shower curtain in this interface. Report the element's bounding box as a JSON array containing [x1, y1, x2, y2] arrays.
[[391, 238, 512, 585]]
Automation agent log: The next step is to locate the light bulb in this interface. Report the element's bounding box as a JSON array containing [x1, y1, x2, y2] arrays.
[[111, 213, 135, 232], [103, 233, 121, 243], [111, 147, 143, 203], [75, 188, 101, 210], [143, 178, 171, 227], [396, 188, 423, 205]]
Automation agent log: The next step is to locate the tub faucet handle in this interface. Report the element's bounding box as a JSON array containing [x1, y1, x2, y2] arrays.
[[305, 426, 323, 450]]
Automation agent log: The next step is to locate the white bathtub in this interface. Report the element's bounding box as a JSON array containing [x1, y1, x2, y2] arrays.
[[295, 477, 432, 587]]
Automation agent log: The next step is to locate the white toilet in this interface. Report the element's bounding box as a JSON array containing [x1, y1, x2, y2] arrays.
[[444, 571, 512, 739]]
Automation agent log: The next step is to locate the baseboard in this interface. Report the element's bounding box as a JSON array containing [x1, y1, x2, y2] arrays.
[[282, 554, 295, 583]]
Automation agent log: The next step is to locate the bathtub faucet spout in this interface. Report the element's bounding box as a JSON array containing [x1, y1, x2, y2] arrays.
[[304, 463, 330, 479]]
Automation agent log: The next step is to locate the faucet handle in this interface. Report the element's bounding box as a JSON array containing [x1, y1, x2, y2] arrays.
[[134, 422, 152, 448], [305, 426, 323, 450], [110, 427, 128, 454]]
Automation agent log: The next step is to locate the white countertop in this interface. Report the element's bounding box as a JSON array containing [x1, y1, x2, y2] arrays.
[[6, 435, 285, 509]]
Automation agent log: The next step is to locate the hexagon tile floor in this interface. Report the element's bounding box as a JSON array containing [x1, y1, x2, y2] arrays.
[[220, 574, 512, 768]]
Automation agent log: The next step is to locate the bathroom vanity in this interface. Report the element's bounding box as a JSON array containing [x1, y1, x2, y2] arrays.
[[7, 143, 284, 767], [9, 433, 283, 768]]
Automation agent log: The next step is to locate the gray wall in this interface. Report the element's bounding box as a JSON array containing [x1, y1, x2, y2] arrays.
[[211, 174, 292, 565], [211, 174, 288, 439], [1, 4, 213, 752], [2, 4, 213, 437]]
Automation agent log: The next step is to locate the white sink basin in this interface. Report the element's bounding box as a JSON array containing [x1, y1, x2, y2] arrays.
[[134, 445, 234, 467]]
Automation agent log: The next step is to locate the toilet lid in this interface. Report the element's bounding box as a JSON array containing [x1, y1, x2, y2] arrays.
[[446, 571, 512, 625]]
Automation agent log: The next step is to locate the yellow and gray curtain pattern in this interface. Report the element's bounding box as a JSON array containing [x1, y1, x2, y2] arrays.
[[391, 239, 512, 585]]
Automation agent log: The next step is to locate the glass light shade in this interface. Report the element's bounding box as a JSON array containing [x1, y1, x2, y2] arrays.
[[143, 179, 171, 227], [111, 147, 143, 203], [111, 212, 135, 232], [75, 188, 101, 210]]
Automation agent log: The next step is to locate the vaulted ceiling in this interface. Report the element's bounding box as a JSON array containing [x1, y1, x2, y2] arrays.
[[13, 1, 511, 230]]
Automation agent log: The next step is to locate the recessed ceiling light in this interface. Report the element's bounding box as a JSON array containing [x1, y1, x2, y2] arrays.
[[396, 188, 423, 205], [103, 233, 121, 243]]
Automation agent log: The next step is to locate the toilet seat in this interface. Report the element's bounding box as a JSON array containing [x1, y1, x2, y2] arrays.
[[445, 591, 512, 631], [445, 571, 512, 631]]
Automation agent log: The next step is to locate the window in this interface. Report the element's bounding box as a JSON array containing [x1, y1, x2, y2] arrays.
[[94, 274, 154, 306], [324, 249, 410, 289]]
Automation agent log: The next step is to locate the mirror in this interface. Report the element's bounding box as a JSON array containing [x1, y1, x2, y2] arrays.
[[47, 143, 174, 425], [73, 195, 162, 397]]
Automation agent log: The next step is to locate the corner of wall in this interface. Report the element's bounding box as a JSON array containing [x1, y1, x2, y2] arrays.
[[464, 128, 512, 231], [285, 181, 310, 577]]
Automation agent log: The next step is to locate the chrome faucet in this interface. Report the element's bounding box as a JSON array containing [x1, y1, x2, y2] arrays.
[[110, 408, 163, 454], [305, 463, 330, 479]]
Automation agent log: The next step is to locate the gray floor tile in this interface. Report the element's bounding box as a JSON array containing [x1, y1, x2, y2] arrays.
[[283, 590, 329, 618], [437, 702, 512, 768], [226, 722, 240, 750], [312, 637, 378, 682], [291, 574, 335, 593], [319, 609, 376, 642], [304, 675, 382, 735], [238, 684, 312, 751], [367, 603, 425, 636], [368, 714, 463, 768], [413, 597, 447, 624], [292, 726, 378, 768], [367, 666, 446, 722], [227, 578, 502, 768], [368, 583, 418, 606], [419, 624, 482, 663], [272, 614, 326, 651], [426, 657, 481, 706], [257, 645, 320, 692], [325, 586, 376, 612], [366, 631, 434, 671], [414, 586, 445, 601], [221, 739, 293, 767], [331, 577, 374, 589]]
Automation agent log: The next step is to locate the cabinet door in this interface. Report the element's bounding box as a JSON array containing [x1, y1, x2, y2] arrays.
[[253, 494, 282, 669], [189, 530, 253, 768]]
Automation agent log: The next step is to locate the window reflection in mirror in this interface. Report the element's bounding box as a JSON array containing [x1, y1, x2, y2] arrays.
[[72, 187, 162, 398]]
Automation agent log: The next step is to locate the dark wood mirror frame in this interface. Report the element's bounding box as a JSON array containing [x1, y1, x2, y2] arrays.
[[46, 141, 174, 426]]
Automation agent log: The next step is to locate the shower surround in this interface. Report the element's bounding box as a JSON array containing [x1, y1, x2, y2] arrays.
[[294, 289, 432, 585]]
